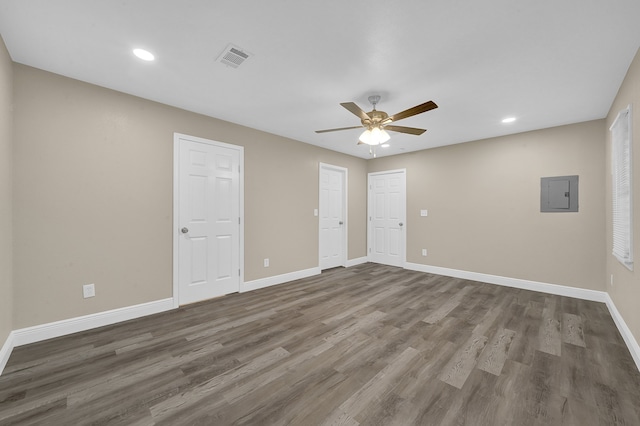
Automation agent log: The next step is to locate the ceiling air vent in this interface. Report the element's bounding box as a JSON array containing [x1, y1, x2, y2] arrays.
[[217, 44, 251, 68]]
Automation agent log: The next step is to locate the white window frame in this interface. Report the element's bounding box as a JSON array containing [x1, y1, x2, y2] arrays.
[[610, 104, 633, 270]]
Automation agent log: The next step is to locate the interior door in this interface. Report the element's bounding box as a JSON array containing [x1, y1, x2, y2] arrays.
[[176, 134, 242, 304], [319, 164, 346, 270], [368, 170, 406, 267]]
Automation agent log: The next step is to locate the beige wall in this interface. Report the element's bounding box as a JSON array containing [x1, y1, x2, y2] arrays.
[[368, 120, 606, 290], [606, 47, 640, 344], [0, 36, 13, 344], [12, 64, 367, 328]]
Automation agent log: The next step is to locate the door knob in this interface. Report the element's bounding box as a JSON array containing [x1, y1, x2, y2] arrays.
[[339, 221, 344, 225], [399, 222, 404, 227], [181, 227, 189, 234]]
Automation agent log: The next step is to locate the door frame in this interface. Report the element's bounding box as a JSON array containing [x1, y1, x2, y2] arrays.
[[319, 163, 348, 269], [367, 169, 407, 267], [173, 133, 245, 307]]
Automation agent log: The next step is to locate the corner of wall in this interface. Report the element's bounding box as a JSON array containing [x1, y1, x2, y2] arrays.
[[605, 46, 640, 353], [0, 34, 15, 372]]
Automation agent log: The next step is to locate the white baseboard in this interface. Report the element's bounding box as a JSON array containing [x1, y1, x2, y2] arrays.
[[11, 298, 175, 348], [604, 293, 640, 372], [0, 331, 14, 377], [404, 262, 640, 372], [346, 257, 368, 267], [241, 267, 321, 293], [405, 262, 608, 302]]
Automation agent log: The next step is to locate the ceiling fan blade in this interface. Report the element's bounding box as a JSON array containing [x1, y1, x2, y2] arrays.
[[384, 125, 427, 135], [388, 101, 438, 123], [315, 125, 364, 134], [340, 102, 371, 122]]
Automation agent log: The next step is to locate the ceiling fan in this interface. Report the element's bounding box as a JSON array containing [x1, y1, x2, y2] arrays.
[[316, 95, 438, 148]]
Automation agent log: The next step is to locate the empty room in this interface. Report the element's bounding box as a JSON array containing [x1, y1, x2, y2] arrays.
[[1, 1, 640, 424]]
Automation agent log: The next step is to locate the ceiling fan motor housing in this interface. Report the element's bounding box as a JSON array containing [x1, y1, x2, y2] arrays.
[[362, 110, 389, 128]]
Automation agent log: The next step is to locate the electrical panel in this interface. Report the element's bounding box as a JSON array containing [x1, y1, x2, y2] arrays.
[[541, 175, 578, 212]]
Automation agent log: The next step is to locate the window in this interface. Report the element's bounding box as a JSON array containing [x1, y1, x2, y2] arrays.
[[610, 104, 633, 270]]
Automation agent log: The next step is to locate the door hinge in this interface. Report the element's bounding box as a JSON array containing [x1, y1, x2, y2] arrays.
[[369, 248, 371, 253], [238, 269, 241, 276], [238, 217, 241, 225]]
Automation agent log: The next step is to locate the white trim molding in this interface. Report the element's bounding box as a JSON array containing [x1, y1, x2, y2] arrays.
[[405, 262, 640, 371], [346, 257, 368, 268], [11, 298, 174, 348], [405, 262, 607, 302], [0, 332, 14, 376], [242, 267, 321, 293], [604, 293, 640, 371], [0, 298, 175, 376]]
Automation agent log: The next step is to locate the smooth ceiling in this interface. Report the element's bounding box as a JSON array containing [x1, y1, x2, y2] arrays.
[[1, 0, 639, 159]]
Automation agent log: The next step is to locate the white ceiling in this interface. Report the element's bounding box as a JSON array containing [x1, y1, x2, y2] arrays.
[[1, 1, 639, 159]]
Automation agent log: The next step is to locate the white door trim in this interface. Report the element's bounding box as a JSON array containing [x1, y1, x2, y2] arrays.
[[319, 163, 348, 269], [367, 169, 407, 267], [173, 133, 244, 307]]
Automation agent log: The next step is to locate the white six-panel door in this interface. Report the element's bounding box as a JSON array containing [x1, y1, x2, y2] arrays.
[[368, 170, 406, 267], [175, 134, 242, 305], [319, 164, 347, 270]]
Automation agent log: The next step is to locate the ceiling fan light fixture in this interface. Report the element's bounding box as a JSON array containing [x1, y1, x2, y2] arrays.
[[359, 126, 390, 145], [373, 126, 391, 144], [359, 129, 372, 145]]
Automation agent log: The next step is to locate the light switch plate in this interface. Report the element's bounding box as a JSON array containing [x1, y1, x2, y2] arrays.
[[420, 210, 428, 217]]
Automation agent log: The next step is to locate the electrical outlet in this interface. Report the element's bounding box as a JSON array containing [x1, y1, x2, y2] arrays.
[[420, 210, 428, 217], [264, 258, 270, 267], [83, 283, 95, 298], [422, 249, 427, 256]]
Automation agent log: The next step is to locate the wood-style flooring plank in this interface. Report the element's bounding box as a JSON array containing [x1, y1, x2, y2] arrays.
[[562, 312, 586, 347], [439, 333, 488, 389], [477, 327, 516, 376], [1, 263, 639, 425], [538, 296, 562, 356]]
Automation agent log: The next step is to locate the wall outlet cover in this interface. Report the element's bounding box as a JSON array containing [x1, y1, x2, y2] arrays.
[[83, 283, 95, 298]]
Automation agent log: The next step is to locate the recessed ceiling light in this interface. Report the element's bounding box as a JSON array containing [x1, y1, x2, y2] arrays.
[[133, 48, 155, 61], [381, 144, 390, 148], [502, 117, 516, 123]]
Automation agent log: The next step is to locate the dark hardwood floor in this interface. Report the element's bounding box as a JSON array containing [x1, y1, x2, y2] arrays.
[[1, 263, 639, 425]]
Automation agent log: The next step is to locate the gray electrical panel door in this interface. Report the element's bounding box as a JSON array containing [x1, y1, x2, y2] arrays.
[[541, 175, 578, 212]]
